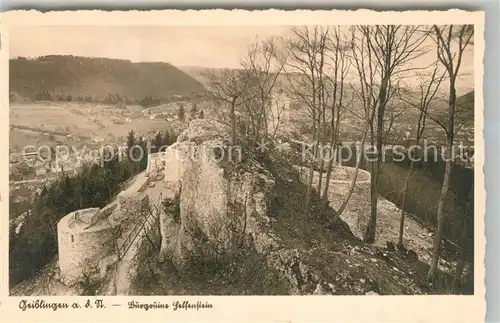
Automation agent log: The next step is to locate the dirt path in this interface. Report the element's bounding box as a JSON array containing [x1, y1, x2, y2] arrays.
[[307, 167, 454, 273], [114, 231, 143, 295], [113, 181, 173, 295]]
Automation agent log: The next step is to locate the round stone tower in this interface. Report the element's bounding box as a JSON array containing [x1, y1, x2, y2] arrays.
[[57, 207, 117, 285]]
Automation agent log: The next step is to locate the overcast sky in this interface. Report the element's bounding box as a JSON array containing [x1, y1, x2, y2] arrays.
[[9, 26, 294, 68], [10, 25, 474, 92]]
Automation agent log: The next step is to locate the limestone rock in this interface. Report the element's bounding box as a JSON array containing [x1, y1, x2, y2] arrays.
[[154, 119, 427, 296], [98, 255, 118, 279], [177, 119, 226, 143], [158, 213, 181, 263]]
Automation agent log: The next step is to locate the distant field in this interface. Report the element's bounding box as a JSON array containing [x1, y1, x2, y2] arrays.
[[9, 129, 82, 151], [140, 100, 195, 115], [9, 102, 178, 150]]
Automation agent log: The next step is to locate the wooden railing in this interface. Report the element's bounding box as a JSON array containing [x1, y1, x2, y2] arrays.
[[117, 208, 157, 260]]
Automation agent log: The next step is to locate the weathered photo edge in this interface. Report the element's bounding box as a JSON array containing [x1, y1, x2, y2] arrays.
[[0, 8, 486, 323]]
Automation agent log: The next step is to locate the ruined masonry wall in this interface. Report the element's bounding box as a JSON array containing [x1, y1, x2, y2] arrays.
[[163, 143, 187, 183], [75, 208, 100, 225], [57, 209, 116, 285], [147, 152, 167, 174]]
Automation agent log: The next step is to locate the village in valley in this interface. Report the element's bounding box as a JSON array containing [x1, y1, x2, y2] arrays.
[[8, 96, 205, 221]]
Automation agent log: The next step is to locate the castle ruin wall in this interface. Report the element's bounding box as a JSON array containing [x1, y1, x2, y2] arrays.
[[57, 208, 117, 286]]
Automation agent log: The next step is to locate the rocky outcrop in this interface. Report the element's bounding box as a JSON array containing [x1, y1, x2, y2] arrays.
[[178, 153, 278, 259], [158, 120, 278, 264], [158, 119, 425, 295], [164, 136, 278, 265], [176, 119, 226, 143]]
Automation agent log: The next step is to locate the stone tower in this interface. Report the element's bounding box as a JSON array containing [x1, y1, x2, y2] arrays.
[[57, 207, 117, 285]]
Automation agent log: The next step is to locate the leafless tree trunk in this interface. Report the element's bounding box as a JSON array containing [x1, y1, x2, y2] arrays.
[[321, 27, 351, 214], [281, 26, 329, 214], [427, 24, 473, 280], [397, 64, 445, 247], [240, 37, 286, 147], [333, 128, 369, 217], [206, 69, 253, 145], [351, 25, 429, 243], [208, 38, 285, 148]]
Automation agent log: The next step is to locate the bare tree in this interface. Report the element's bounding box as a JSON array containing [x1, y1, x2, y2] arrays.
[[382, 84, 408, 145], [320, 27, 352, 214], [206, 38, 285, 148], [350, 25, 429, 243], [240, 37, 286, 147], [332, 126, 369, 218], [397, 63, 445, 248], [206, 68, 253, 144], [427, 24, 473, 281], [281, 26, 330, 213], [268, 94, 287, 138]]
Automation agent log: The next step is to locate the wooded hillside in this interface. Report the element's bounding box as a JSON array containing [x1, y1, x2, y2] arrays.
[[10, 55, 205, 103]]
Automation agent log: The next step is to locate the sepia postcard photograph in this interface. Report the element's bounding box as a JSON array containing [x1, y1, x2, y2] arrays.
[[1, 9, 485, 323]]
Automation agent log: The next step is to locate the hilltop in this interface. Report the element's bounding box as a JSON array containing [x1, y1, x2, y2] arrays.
[[178, 66, 221, 86], [179, 65, 291, 91], [10, 56, 205, 102], [456, 90, 474, 110]]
